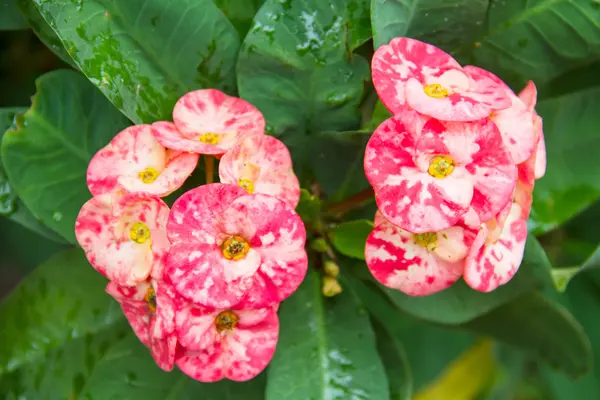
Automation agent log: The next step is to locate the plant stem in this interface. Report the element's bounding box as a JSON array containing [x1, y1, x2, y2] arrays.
[[326, 187, 375, 216], [204, 155, 215, 184]]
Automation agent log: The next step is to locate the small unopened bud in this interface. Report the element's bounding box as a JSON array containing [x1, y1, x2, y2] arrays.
[[323, 260, 340, 278], [311, 238, 329, 253], [322, 276, 342, 297]]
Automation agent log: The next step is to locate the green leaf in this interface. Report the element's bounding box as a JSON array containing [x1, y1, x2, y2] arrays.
[[295, 188, 321, 225], [371, 0, 488, 50], [330, 219, 373, 260], [0, 249, 122, 375], [462, 292, 592, 378], [529, 87, 600, 234], [214, 0, 265, 38], [237, 0, 371, 165], [266, 268, 389, 400], [471, 1, 600, 86], [0, 0, 27, 30], [381, 236, 553, 324], [1, 70, 131, 243], [361, 99, 392, 132], [33, 0, 240, 123], [14, 0, 76, 67]]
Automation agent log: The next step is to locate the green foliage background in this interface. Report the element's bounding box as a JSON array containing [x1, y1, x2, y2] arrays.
[[1, 0, 600, 398]]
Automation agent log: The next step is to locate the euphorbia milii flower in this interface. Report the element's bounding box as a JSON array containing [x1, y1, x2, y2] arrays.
[[106, 280, 177, 371], [371, 37, 510, 121], [175, 304, 279, 382], [219, 135, 300, 208], [152, 89, 265, 155], [517, 80, 546, 179], [464, 67, 536, 164], [365, 212, 477, 296], [364, 110, 516, 233], [75, 191, 170, 286], [87, 125, 198, 197], [166, 183, 307, 309]]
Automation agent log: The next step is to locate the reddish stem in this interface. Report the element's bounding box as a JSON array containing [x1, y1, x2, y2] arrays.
[[326, 187, 375, 216]]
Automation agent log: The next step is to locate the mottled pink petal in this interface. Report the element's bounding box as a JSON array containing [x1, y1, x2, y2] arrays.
[[176, 307, 279, 382], [533, 116, 546, 179], [106, 281, 152, 345], [464, 203, 528, 292], [219, 135, 300, 208], [75, 192, 170, 286], [87, 125, 198, 197], [419, 118, 517, 223], [365, 219, 466, 296], [155, 89, 265, 155]]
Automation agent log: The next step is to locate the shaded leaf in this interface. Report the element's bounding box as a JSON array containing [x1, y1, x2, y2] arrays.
[[0, 0, 27, 30], [1, 70, 130, 243], [266, 268, 389, 399], [330, 219, 373, 260], [361, 99, 391, 132], [214, 0, 265, 38], [295, 188, 321, 225], [33, 0, 240, 123]]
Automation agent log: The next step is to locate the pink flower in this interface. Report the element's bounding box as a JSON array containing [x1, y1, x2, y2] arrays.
[[152, 89, 265, 155], [75, 191, 170, 286], [517, 81, 546, 179], [364, 109, 516, 233], [464, 67, 537, 164], [365, 212, 477, 296], [372, 37, 510, 121], [175, 304, 279, 382], [218, 135, 300, 208], [166, 183, 308, 309], [87, 125, 198, 197], [106, 280, 177, 371]]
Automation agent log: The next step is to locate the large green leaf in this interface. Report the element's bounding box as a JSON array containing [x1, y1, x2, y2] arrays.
[[237, 0, 371, 167], [330, 219, 373, 260], [462, 292, 592, 379], [372, 320, 412, 400], [371, 0, 488, 51], [266, 268, 389, 399], [0, 249, 122, 375], [32, 0, 240, 123], [214, 0, 265, 38], [0, 0, 27, 30], [1, 69, 131, 243], [529, 87, 600, 234], [14, 0, 76, 67], [380, 236, 553, 324], [471, 1, 600, 86]]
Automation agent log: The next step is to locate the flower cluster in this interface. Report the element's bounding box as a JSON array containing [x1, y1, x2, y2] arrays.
[[364, 38, 546, 296], [75, 89, 306, 381]]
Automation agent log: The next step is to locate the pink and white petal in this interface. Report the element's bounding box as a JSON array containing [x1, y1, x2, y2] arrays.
[[433, 226, 476, 263], [224, 309, 279, 382], [518, 80, 537, 111], [375, 170, 473, 234], [87, 125, 166, 196], [534, 117, 546, 179], [173, 89, 265, 154], [463, 66, 511, 110], [364, 111, 428, 190], [219, 135, 293, 177], [371, 37, 462, 114], [458, 207, 481, 230], [374, 210, 387, 227], [106, 282, 152, 346], [219, 194, 308, 307], [150, 333, 177, 371], [176, 344, 226, 382], [464, 203, 528, 292], [175, 305, 219, 351], [167, 183, 246, 245], [251, 169, 300, 209], [365, 220, 463, 296], [151, 121, 218, 154], [486, 196, 513, 243], [153, 281, 177, 337], [166, 243, 259, 309]]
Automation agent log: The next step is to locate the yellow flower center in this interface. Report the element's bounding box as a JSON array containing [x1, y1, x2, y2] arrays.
[[413, 232, 438, 249], [215, 310, 239, 333], [130, 222, 151, 244], [138, 167, 159, 184], [221, 235, 250, 261], [144, 286, 156, 313], [199, 133, 220, 145], [424, 83, 449, 98], [238, 178, 255, 194], [428, 155, 455, 179]]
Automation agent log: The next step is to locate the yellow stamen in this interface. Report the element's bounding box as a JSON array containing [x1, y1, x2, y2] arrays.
[[130, 222, 151, 244], [238, 178, 255, 194], [424, 83, 449, 98], [215, 310, 239, 333], [221, 235, 250, 261], [414, 232, 438, 249], [138, 167, 159, 184], [428, 155, 455, 179], [199, 133, 220, 145], [144, 287, 156, 313]]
